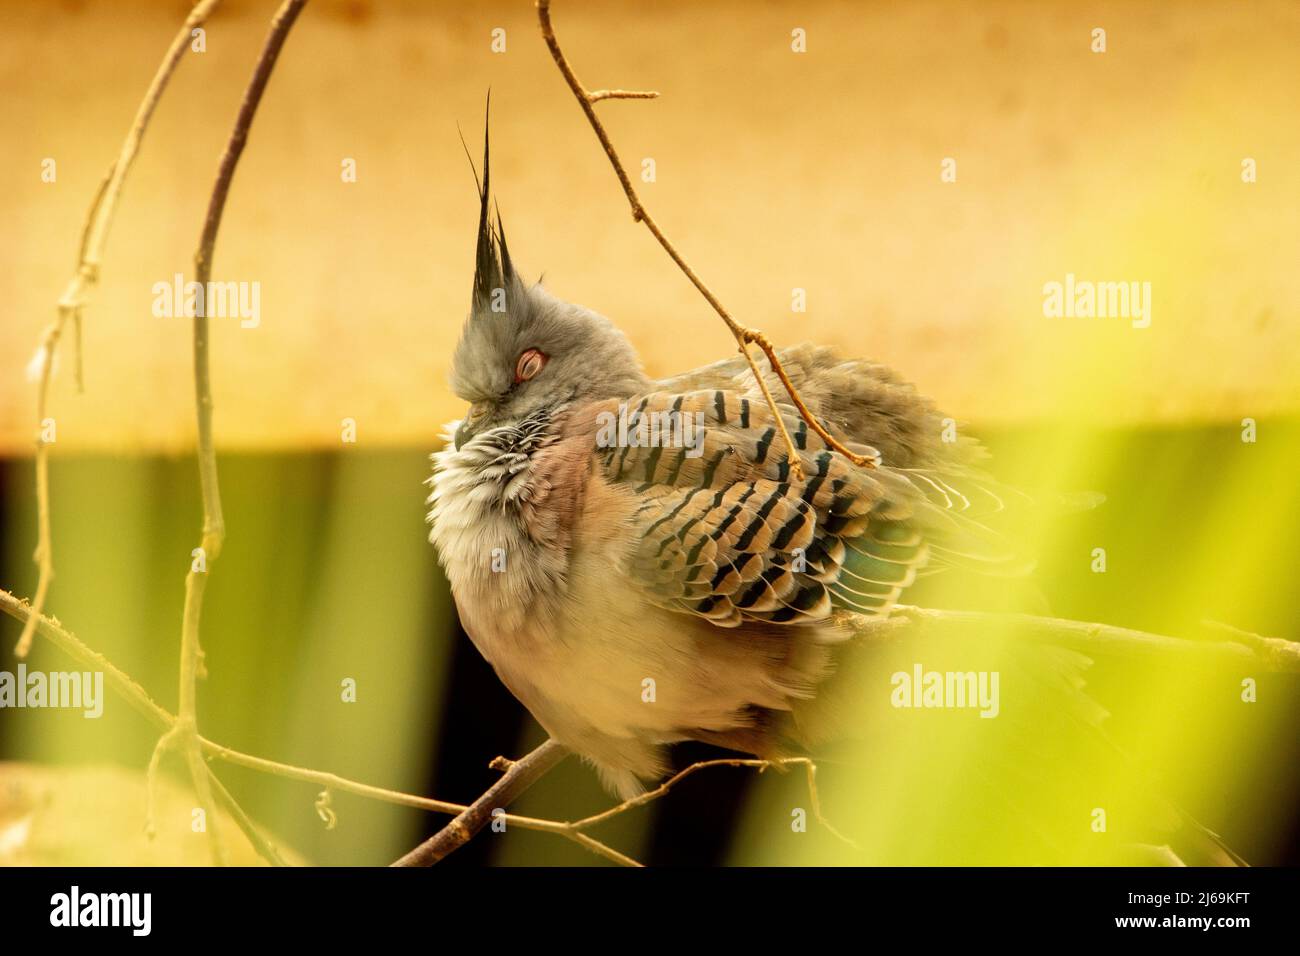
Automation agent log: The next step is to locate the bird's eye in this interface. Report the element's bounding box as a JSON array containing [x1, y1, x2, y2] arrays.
[[514, 348, 547, 383]]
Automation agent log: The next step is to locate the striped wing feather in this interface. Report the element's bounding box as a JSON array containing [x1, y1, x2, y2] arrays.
[[594, 389, 941, 627]]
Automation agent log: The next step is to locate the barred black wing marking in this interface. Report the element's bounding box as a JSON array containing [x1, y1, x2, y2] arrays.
[[593, 389, 943, 627]]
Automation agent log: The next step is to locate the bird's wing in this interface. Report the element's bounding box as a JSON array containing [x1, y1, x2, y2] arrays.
[[589, 388, 1017, 627], [655, 343, 976, 469]]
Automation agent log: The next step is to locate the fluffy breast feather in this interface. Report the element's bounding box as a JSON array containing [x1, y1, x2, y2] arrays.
[[426, 414, 589, 654]]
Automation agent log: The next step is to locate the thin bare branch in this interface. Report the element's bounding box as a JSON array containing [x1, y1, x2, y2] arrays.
[[161, 0, 309, 867], [190, 0, 307, 562], [391, 740, 571, 866], [874, 606, 1300, 671], [570, 755, 856, 848], [1201, 619, 1300, 670], [198, 738, 467, 817], [206, 770, 292, 867], [587, 88, 659, 102], [15, 0, 224, 660], [536, 0, 878, 480]]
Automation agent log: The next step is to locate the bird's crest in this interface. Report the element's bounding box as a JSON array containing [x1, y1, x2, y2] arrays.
[[463, 94, 516, 317]]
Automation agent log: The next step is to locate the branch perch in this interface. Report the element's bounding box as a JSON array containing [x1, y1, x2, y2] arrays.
[[15, 0, 224, 660], [391, 740, 572, 867], [872, 606, 1300, 671], [536, 0, 877, 481]]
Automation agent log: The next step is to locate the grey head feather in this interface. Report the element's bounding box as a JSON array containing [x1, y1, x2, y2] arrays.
[[449, 105, 650, 418]]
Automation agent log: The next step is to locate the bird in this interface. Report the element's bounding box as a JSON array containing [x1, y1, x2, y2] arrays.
[[426, 123, 1043, 801], [425, 121, 1247, 867]]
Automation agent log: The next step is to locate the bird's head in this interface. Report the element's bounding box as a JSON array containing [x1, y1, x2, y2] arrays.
[[448, 118, 648, 451]]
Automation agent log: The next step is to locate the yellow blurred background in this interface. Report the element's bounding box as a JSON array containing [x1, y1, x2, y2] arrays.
[[1, 0, 1298, 867], [3, 0, 1299, 453]]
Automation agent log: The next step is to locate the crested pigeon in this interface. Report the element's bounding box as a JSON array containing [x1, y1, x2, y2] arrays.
[[427, 127, 1035, 801]]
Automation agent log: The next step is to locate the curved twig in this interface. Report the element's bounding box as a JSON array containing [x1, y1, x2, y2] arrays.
[[15, 0, 225, 660], [160, 0, 309, 867], [536, 0, 877, 480]]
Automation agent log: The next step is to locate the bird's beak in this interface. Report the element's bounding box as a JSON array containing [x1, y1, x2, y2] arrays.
[[454, 401, 492, 450], [453, 420, 473, 451]]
